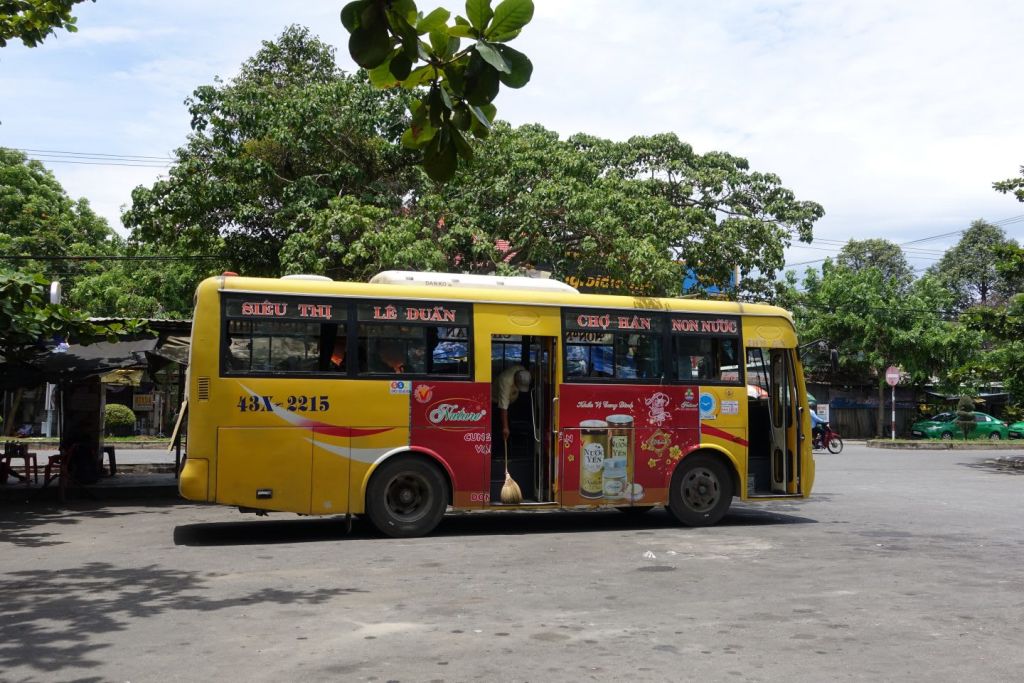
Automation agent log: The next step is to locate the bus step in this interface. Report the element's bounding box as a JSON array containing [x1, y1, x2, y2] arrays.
[[488, 501, 559, 508]]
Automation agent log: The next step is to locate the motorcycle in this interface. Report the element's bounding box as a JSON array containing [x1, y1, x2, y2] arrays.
[[812, 421, 844, 454]]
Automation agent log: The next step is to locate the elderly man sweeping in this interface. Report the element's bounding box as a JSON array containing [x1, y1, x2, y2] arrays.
[[493, 364, 531, 503], [493, 364, 532, 441]]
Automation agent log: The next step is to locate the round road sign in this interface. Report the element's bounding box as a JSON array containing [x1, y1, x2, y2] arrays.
[[885, 366, 900, 387]]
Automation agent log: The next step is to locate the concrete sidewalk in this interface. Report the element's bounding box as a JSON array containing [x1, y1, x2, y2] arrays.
[[0, 447, 181, 503]]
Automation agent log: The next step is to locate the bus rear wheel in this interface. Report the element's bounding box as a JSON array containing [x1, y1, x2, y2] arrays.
[[668, 454, 733, 527], [366, 457, 448, 538]]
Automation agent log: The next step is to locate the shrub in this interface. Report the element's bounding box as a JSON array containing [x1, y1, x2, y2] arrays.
[[955, 396, 975, 440], [105, 403, 136, 435]]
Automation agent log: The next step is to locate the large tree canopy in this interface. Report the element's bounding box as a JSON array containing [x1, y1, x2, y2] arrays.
[[124, 26, 420, 277], [0, 146, 121, 289], [126, 25, 822, 298]]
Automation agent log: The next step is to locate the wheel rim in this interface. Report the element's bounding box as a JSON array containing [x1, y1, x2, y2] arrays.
[[681, 466, 721, 512], [941, 432, 952, 440], [990, 433, 1000, 440], [384, 473, 433, 522]]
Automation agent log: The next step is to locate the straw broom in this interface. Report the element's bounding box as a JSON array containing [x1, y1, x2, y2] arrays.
[[500, 437, 522, 504]]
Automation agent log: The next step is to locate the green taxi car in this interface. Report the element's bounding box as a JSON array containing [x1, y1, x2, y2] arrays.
[[910, 412, 1009, 440], [1009, 421, 1024, 439]]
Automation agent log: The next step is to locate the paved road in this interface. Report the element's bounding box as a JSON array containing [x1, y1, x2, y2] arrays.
[[3, 443, 1023, 681], [112, 447, 179, 465]]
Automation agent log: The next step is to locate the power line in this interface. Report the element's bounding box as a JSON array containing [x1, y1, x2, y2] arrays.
[[24, 158, 170, 168], [16, 147, 172, 161], [13, 147, 172, 169], [784, 214, 1024, 268]]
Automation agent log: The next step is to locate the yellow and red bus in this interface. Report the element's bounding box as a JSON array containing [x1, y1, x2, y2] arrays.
[[180, 270, 814, 537]]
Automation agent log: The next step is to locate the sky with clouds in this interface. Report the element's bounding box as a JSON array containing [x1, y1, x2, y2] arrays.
[[2, 0, 1022, 275]]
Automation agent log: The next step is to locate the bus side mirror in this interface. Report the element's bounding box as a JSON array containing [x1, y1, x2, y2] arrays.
[[830, 349, 839, 374]]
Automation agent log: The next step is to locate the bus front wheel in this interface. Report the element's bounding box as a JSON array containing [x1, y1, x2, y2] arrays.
[[366, 457, 448, 538], [668, 454, 733, 527]]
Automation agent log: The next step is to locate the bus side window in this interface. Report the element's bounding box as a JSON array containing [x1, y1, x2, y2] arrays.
[[674, 337, 715, 380]]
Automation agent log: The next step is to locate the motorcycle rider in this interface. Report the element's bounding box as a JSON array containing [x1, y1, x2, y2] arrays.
[[810, 410, 827, 446]]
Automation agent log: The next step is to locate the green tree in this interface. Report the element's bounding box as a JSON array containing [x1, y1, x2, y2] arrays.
[[124, 26, 419, 277], [0, 0, 93, 47], [342, 0, 535, 181], [0, 270, 146, 363], [928, 220, 1020, 310], [836, 238, 914, 291], [127, 27, 821, 296], [1, 147, 130, 306], [0, 271, 146, 434], [415, 125, 688, 294], [794, 262, 974, 436], [281, 124, 823, 297], [67, 244, 218, 318], [954, 290, 1024, 404]]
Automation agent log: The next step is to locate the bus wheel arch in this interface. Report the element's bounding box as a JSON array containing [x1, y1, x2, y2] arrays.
[[667, 449, 737, 527], [364, 451, 451, 538]]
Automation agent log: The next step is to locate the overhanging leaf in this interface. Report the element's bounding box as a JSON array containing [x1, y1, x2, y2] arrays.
[[465, 0, 494, 32], [349, 24, 392, 69], [369, 58, 401, 87], [340, 0, 370, 31], [423, 129, 458, 181], [495, 44, 532, 87], [475, 42, 510, 73], [486, 0, 534, 39], [418, 7, 451, 33]]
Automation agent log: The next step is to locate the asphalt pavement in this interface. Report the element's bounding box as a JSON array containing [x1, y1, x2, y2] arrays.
[[3, 442, 1024, 681]]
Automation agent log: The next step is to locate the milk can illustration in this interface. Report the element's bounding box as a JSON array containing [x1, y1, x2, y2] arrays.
[[579, 419, 608, 499], [604, 414, 633, 498]]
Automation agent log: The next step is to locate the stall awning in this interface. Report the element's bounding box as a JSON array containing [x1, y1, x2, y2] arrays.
[[0, 337, 158, 388]]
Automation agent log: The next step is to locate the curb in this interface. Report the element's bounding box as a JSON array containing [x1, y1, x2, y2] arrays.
[[866, 440, 1024, 450], [0, 473, 181, 504]]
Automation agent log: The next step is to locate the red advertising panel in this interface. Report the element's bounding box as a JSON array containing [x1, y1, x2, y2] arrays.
[[410, 381, 491, 508], [559, 384, 700, 506]]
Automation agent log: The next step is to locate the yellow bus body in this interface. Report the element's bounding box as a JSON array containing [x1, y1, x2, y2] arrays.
[[181, 274, 814, 534]]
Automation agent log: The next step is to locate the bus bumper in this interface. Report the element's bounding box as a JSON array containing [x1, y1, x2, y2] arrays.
[[179, 458, 210, 501]]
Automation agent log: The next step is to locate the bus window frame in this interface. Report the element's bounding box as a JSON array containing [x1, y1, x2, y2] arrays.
[[354, 299, 474, 380], [561, 309, 666, 384], [219, 294, 475, 381], [220, 294, 350, 379], [667, 313, 745, 387]]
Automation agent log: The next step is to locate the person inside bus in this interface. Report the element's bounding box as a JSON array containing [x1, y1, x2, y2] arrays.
[[493, 364, 532, 441], [375, 339, 407, 373], [329, 336, 346, 371]]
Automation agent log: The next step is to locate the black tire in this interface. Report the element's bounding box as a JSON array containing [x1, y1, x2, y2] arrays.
[[668, 454, 733, 527], [940, 432, 953, 441], [365, 457, 448, 538], [827, 435, 844, 454], [989, 432, 1001, 440]]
